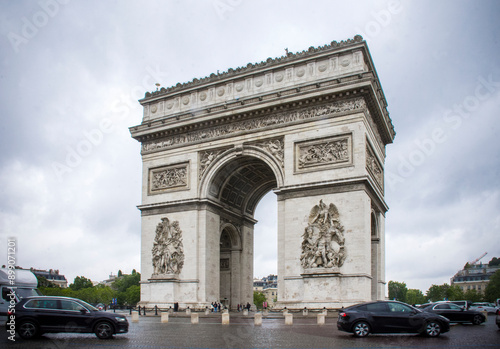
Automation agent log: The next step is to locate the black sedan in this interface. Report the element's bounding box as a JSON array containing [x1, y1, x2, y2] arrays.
[[9, 296, 128, 339], [337, 300, 450, 337], [420, 302, 486, 325]]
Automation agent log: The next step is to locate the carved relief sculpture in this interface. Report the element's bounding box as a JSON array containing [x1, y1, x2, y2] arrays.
[[152, 217, 185, 276], [298, 138, 349, 169], [300, 200, 346, 270], [366, 144, 383, 190], [199, 149, 226, 179], [149, 163, 189, 195], [253, 138, 284, 168]]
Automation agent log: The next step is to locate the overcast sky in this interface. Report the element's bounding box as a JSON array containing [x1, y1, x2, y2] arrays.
[[0, 0, 499, 295]]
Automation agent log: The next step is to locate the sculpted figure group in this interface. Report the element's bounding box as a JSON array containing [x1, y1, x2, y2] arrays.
[[300, 200, 346, 270], [152, 217, 185, 275]]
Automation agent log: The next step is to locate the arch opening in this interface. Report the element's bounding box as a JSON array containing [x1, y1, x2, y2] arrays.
[[208, 155, 278, 309], [209, 155, 278, 215]]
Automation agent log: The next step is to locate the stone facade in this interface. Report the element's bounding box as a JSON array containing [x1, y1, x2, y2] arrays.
[[130, 36, 395, 310]]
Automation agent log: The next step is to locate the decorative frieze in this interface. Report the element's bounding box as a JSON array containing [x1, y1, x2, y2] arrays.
[[300, 200, 346, 271], [151, 217, 185, 277], [148, 162, 189, 195], [142, 98, 365, 154], [295, 134, 352, 172], [366, 144, 383, 190]]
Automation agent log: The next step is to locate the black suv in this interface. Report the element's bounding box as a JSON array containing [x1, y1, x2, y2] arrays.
[[10, 296, 128, 339], [337, 300, 450, 337]]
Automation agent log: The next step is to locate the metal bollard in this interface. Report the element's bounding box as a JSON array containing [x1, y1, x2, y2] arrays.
[[155, 305, 158, 316]]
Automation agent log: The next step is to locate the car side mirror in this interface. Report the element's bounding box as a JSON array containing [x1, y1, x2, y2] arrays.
[[80, 309, 88, 314]]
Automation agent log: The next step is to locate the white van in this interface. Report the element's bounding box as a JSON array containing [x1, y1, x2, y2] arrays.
[[0, 268, 42, 325]]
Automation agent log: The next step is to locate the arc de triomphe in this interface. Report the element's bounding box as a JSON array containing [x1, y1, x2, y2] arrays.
[[130, 36, 395, 310]]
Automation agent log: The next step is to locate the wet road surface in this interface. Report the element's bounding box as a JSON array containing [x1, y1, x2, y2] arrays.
[[2, 311, 500, 348]]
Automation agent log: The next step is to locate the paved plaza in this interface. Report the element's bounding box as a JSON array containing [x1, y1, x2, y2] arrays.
[[2, 311, 500, 348]]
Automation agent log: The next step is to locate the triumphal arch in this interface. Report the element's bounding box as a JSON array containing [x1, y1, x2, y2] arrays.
[[130, 36, 395, 310]]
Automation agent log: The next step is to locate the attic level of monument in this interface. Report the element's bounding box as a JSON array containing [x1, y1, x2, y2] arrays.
[[130, 36, 395, 148]]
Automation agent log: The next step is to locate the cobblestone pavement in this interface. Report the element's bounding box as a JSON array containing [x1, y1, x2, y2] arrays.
[[2, 311, 500, 348]]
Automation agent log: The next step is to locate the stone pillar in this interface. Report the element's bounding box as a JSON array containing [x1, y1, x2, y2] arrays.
[[191, 313, 199, 324], [161, 312, 169, 323], [186, 308, 191, 315], [302, 308, 308, 316], [254, 312, 262, 326], [222, 312, 230, 324], [284, 313, 293, 325], [317, 313, 325, 325], [205, 307, 210, 315], [131, 312, 139, 323], [243, 309, 248, 316]]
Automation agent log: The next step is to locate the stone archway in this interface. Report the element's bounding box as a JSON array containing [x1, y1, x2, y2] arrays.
[[130, 36, 395, 310]]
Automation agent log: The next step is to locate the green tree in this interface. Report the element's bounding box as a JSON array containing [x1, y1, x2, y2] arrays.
[[118, 270, 123, 277], [488, 257, 500, 267], [253, 291, 266, 309], [406, 289, 426, 305], [426, 284, 446, 302], [112, 273, 141, 293], [69, 276, 93, 291], [464, 289, 482, 303], [484, 269, 500, 302], [388, 281, 407, 302], [125, 285, 140, 305], [445, 284, 464, 301]]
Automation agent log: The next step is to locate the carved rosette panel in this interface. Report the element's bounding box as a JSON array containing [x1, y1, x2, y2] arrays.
[[251, 138, 284, 168], [295, 134, 352, 172], [366, 144, 383, 190], [198, 148, 227, 180], [151, 217, 185, 276], [142, 98, 366, 154], [148, 162, 189, 195], [300, 200, 346, 270]]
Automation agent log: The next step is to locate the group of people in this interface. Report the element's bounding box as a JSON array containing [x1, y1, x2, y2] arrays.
[[236, 303, 251, 312], [211, 302, 223, 312], [210, 301, 253, 312]]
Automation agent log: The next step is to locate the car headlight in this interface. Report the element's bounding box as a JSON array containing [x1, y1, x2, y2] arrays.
[[115, 317, 127, 322]]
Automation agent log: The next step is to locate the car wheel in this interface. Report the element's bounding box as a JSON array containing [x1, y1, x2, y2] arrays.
[[424, 321, 441, 337], [18, 321, 39, 339], [352, 321, 370, 337], [472, 314, 483, 325], [94, 321, 114, 339]]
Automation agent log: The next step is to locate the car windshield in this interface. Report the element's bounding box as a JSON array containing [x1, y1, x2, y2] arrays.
[[16, 288, 42, 299], [78, 299, 99, 311]]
